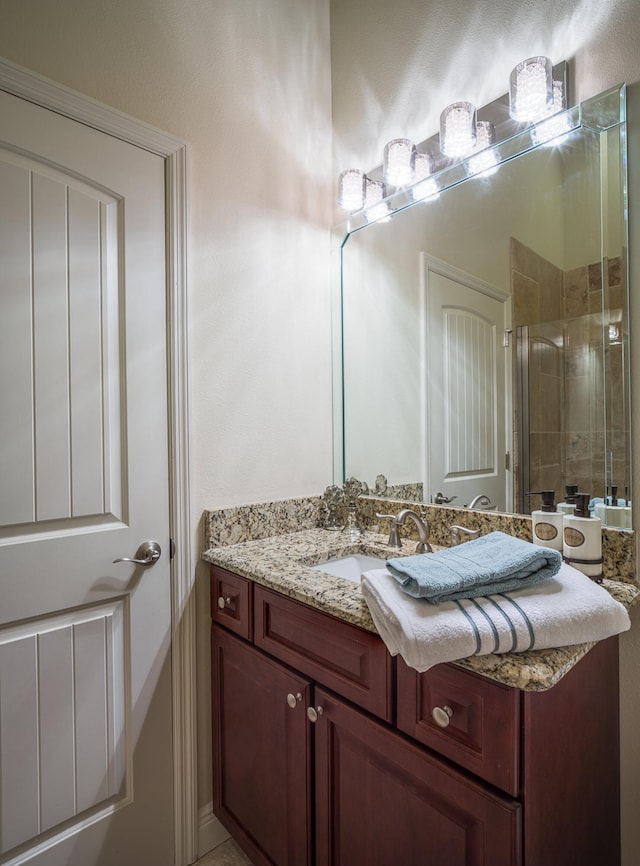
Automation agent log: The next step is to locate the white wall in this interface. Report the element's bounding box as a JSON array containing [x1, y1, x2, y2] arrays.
[[331, 1, 640, 863]]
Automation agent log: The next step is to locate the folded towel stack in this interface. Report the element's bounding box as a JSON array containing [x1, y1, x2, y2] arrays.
[[361, 562, 630, 672], [386, 531, 561, 604]]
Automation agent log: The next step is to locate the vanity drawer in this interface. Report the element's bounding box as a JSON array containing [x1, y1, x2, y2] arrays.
[[254, 586, 393, 722], [397, 659, 520, 796], [210, 566, 252, 639]]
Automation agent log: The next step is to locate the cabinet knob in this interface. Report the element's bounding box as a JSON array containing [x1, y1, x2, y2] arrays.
[[432, 705, 454, 728], [287, 693, 302, 709], [217, 596, 232, 610], [307, 706, 324, 723]]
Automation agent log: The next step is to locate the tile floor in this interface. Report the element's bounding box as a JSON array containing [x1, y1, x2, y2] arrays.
[[195, 837, 254, 866]]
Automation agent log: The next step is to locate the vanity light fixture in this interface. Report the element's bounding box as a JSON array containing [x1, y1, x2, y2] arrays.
[[439, 101, 477, 158], [509, 56, 554, 122], [338, 168, 366, 212], [466, 121, 499, 176], [411, 152, 439, 201], [336, 55, 569, 218], [364, 177, 391, 223], [383, 138, 416, 186]]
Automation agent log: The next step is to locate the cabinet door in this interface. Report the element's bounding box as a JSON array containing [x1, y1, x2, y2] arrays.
[[212, 626, 312, 866], [314, 687, 522, 866]]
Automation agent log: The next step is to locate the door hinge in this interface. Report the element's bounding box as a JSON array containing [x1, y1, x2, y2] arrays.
[[169, 538, 176, 560], [503, 329, 513, 348], [505, 451, 511, 470]]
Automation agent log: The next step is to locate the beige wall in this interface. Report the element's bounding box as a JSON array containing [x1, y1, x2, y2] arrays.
[[0, 0, 333, 852], [331, 1, 640, 863], [0, 0, 335, 507]]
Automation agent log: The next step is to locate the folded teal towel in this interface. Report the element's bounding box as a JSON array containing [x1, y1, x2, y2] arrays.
[[386, 531, 561, 604]]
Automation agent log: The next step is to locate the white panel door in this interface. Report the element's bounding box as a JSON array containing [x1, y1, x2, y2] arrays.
[[424, 258, 509, 512], [0, 90, 173, 866]]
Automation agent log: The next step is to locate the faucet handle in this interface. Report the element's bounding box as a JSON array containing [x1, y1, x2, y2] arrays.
[[449, 525, 481, 546], [433, 492, 458, 505], [375, 513, 402, 548]]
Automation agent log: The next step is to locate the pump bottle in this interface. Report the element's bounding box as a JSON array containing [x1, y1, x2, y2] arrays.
[[529, 490, 563, 551], [563, 493, 603, 581], [557, 484, 578, 516]]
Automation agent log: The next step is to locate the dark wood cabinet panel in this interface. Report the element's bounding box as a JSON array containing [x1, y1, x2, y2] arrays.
[[254, 585, 393, 722], [210, 566, 252, 639], [314, 686, 522, 866], [211, 625, 312, 866], [522, 635, 620, 866], [397, 659, 520, 795]]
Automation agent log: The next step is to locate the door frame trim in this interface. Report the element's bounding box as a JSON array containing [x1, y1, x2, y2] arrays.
[[0, 57, 197, 866]]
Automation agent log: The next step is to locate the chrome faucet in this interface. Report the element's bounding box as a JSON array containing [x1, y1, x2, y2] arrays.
[[465, 494, 496, 510], [376, 509, 433, 553]]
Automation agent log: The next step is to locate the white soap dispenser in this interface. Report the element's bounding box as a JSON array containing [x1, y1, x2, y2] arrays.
[[594, 484, 633, 529], [557, 484, 578, 516], [529, 490, 563, 551], [563, 493, 603, 581]]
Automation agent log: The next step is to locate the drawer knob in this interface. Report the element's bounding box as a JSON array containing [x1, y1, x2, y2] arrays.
[[432, 704, 454, 728], [217, 596, 232, 610], [287, 692, 302, 709], [307, 706, 324, 723]]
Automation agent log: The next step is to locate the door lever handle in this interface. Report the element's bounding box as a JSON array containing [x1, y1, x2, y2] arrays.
[[113, 540, 161, 566]]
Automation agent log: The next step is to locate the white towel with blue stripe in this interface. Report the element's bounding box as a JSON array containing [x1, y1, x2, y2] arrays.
[[361, 562, 630, 673]]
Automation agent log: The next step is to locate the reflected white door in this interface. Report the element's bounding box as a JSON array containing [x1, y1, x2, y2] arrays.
[[424, 257, 509, 512], [0, 90, 173, 865]]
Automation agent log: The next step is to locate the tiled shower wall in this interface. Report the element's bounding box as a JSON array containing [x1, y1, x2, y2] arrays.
[[511, 237, 628, 510]]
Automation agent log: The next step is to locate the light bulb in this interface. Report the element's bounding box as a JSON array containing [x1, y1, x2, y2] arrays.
[[364, 178, 391, 223], [466, 121, 498, 176], [411, 152, 439, 201], [383, 138, 416, 186], [338, 168, 365, 211], [509, 56, 553, 123], [440, 102, 477, 158]]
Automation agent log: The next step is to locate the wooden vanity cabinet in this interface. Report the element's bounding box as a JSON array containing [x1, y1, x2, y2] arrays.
[[210, 565, 621, 866], [212, 625, 520, 866]]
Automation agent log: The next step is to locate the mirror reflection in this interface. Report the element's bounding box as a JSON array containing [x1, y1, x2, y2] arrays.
[[336, 87, 630, 528]]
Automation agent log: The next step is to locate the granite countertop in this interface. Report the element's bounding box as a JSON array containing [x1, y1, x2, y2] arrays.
[[202, 527, 639, 692]]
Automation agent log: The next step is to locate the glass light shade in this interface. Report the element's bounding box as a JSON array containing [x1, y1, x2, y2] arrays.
[[532, 110, 572, 146], [364, 177, 391, 223], [440, 101, 477, 158], [411, 152, 439, 201], [466, 121, 499, 176], [383, 138, 416, 186], [338, 168, 365, 211], [509, 56, 553, 122], [549, 80, 567, 114]]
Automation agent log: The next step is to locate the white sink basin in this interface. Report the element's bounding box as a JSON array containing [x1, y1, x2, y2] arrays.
[[310, 554, 387, 583]]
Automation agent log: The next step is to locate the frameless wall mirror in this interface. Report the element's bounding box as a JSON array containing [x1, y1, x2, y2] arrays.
[[332, 84, 630, 528]]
